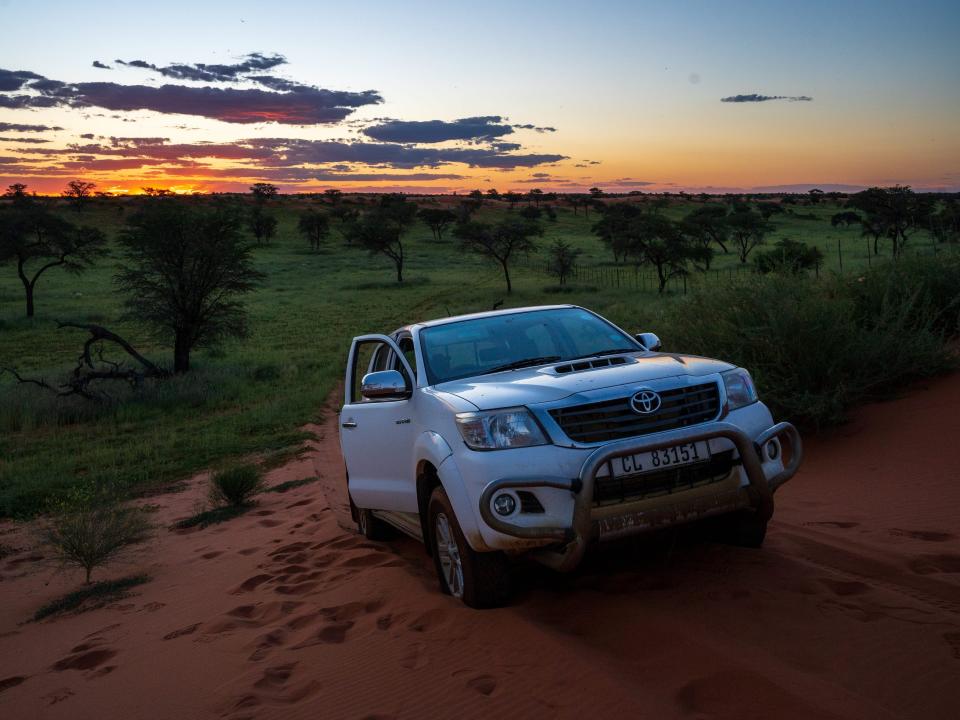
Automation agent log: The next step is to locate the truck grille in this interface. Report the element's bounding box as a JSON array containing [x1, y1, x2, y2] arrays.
[[549, 382, 721, 444], [593, 450, 736, 506]]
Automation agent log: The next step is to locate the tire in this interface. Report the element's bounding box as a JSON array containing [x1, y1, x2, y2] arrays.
[[357, 507, 395, 541], [719, 510, 768, 548], [428, 487, 511, 608]]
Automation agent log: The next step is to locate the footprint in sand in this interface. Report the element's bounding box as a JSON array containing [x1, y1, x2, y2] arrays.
[[820, 579, 871, 597], [287, 499, 313, 509], [236, 574, 274, 592], [466, 674, 498, 696], [805, 521, 859, 529], [52, 648, 117, 672], [291, 621, 354, 648], [248, 628, 288, 661], [407, 608, 448, 633], [201, 551, 224, 559], [400, 641, 428, 670], [163, 623, 200, 640], [259, 519, 283, 528], [237, 547, 259, 556], [890, 529, 955, 542], [909, 554, 960, 575]]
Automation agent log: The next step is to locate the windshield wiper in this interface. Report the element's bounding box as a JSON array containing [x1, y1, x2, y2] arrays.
[[571, 347, 640, 360], [482, 355, 562, 375]]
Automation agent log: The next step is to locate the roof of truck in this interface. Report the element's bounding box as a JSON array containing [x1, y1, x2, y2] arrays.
[[399, 304, 578, 333]]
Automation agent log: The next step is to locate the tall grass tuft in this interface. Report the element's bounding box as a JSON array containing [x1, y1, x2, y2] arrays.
[[208, 464, 265, 507]]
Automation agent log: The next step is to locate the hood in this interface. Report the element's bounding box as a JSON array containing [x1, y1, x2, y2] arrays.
[[434, 353, 734, 410]]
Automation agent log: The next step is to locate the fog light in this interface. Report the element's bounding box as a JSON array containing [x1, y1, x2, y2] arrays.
[[765, 440, 780, 461], [493, 493, 517, 516]]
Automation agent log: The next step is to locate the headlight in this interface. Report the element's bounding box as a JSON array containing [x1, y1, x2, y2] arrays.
[[722, 368, 758, 410], [455, 407, 548, 450]]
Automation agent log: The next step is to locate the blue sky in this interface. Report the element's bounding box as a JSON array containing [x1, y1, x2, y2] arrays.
[[1, 0, 957, 192]]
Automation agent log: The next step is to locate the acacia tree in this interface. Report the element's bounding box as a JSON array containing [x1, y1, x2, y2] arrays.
[[63, 180, 96, 211], [346, 195, 418, 283], [454, 217, 542, 293], [418, 208, 457, 242], [116, 199, 264, 373], [592, 202, 641, 263], [625, 214, 710, 293], [4, 183, 28, 198], [250, 183, 278, 201], [546, 238, 581, 286], [298, 209, 330, 251], [682, 205, 730, 253], [0, 199, 107, 317], [726, 208, 772, 263], [849, 186, 933, 257], [323, 188, 343, 205]]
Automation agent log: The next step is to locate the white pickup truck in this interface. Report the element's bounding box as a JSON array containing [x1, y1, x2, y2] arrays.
[[339, 305, 802, 607]]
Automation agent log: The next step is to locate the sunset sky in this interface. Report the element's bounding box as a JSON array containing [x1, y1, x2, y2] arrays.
[[1, 0, 957, 195]]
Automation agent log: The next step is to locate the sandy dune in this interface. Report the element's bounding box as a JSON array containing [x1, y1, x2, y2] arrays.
[[1, 375, 959, 719]]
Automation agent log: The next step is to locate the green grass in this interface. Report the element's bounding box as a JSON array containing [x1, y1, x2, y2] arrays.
[[0, 196, 947, 516], [32, 573, 151, 621]]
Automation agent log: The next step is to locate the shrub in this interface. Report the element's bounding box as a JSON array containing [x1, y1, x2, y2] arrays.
[[208, 464, 265, 507], [663, 271, 951, 429], [754, 238, 824, 275], [38, 488, 152, 584], [842, 253, 960, 337]]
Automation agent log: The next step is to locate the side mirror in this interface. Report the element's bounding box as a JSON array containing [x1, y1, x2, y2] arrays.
[[635, 332, 662, 352], [360, 369, 410, 400]]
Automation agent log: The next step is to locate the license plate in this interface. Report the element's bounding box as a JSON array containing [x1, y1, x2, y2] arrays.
[[610, 441, 711, 478]]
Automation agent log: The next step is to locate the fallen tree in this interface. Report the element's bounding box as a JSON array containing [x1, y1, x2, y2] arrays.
[[2, 322, 168, 401]]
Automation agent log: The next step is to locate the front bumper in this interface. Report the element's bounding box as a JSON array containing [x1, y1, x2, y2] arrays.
[[478, 420, 802, 571]]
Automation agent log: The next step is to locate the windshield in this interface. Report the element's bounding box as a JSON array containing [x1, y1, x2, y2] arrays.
[[419, 307, 642, 384]]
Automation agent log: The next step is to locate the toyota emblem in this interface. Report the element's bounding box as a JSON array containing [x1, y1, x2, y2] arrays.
[[630, 389, 662, 414]]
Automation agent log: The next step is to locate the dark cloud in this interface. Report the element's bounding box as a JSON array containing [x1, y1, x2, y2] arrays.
[[0, 121, 63, 132], [0, 136, 51, 143], [721, 93, 813, 103], [116, 53, 287, 83], [512, 123, 557, 133], [79, 133, 96, 139], [17, 136, 566, 173], [0, 69, 46, 92], [363, 116, 515, 143], [92, 61, 111, 70], [312, 171, 466, 182]]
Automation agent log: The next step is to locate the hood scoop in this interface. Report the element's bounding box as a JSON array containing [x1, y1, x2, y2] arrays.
[[549, 355, 634, 375]]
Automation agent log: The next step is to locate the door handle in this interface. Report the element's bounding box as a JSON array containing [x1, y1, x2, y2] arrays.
[[341, 420, 357, 429]]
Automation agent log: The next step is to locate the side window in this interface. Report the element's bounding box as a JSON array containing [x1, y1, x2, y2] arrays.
[[396, 336, 418, 380], [348, 338, 413, 404]]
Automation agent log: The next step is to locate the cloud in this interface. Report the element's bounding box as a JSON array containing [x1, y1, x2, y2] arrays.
[[92, 60, 110, 69], [312, 170, 466, 182], [363, 116, 516, 143], [0, 64, 382, 124], [116, 53, 287, 83], [0, 121, 63, 132], [512, 123, 557, 133], [0, 69, 46, 92], [0, 136, 50, 143], [721, 93, 813, 103]]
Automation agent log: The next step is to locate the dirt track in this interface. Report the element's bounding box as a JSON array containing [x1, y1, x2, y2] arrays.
[[1, 375, 959, 719]]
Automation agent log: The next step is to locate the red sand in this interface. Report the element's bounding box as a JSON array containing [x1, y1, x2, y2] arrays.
[[1, 375, 959, 719]]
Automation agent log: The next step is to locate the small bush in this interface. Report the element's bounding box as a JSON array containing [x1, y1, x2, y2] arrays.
[[38, 489, 152, 584], [663, 270, 951, 429], [33, 574, 150, 621], [208, 464, 265, 507]]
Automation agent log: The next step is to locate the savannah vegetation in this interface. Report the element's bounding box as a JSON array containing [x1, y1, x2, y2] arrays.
[[1, 182, 959, 518]]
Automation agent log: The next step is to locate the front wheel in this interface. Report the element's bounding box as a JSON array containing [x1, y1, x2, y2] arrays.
[[428, 487, 511, 608]]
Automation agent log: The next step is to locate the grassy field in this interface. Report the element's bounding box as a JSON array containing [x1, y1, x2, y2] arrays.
[[0, 196, 940, 516]]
